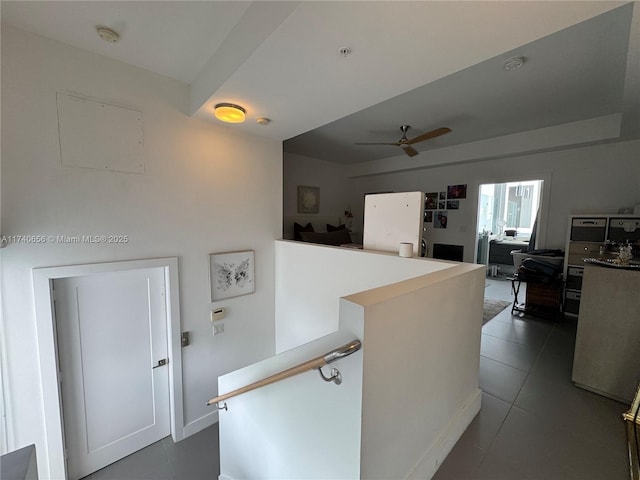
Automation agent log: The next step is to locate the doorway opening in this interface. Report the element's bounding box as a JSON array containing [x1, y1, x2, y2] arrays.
[[475, 178, 547, 321], [478, 180, 543, 241], [477, 179, 544, 275]]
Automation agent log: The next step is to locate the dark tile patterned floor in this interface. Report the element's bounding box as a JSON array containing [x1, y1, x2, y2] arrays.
[[433, 278, 629, 480], [81, 423, 219, 480]]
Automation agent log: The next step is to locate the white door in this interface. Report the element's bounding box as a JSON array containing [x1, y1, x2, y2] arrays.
[[54, 267, 170, 480]]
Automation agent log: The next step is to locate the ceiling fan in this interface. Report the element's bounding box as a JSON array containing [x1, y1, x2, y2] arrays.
[[355, 125, 451, 157]]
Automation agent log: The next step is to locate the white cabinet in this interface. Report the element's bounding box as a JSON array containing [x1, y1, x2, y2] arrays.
[[563, 214, 640, 316]]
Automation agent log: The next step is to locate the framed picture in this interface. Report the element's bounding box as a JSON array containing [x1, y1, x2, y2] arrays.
[[439, 191, 447, 200], [210, 250, 255, 301], [438, 201, 446, 210], [298, 186, 320, 213], [424, 211, 434, 223], [447, 184, 467, 199], [434, 211, 448, 229], [425, 192, 438, 210], [447, 200, 460, 210]]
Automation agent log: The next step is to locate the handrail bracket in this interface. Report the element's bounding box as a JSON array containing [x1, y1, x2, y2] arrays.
[[211, 402, 228, 411], [317, 366, 342, 385]]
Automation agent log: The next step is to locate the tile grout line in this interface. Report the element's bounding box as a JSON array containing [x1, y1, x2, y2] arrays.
[[481, 329, 548, 349], [475, 315, 557, 470], [479, 354, 530, 375]]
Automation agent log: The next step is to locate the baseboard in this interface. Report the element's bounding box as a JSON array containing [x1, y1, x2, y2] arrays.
[[407, 388, 482, 480], [182, 410, 219, 439]]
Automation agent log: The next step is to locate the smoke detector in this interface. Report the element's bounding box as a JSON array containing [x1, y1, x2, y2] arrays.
[[503, 56, 525, 71], [338, 46, 352, 58], [96, 26, 120, 44]]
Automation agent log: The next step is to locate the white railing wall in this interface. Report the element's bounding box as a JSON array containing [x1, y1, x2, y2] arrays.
[[218, 327, 364, 480], [350, 262, 485, 478], [218, 242, 484, 479], [274, 240, 454, 353]]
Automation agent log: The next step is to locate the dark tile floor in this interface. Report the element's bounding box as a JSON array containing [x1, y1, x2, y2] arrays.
[[83, 276, 630, 480], [81, 423, 220, 480], [433, 276, 629, 480]]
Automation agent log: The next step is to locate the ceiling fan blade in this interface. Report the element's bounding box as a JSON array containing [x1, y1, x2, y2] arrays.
[[354, 142, 400, 146], [402, 145, 419, 157], [407, 127, 451, 145]]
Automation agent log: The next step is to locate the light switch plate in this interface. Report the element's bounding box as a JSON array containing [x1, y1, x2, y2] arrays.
[[211, 308, 226, 322], [213, 323, 224, 336]]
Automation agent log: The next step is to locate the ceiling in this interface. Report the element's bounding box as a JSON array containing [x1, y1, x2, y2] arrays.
[[286, 3, 636, 164], [2, 1, 637, 164]]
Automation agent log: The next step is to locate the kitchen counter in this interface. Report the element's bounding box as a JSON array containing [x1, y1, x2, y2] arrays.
[[582, 256, 640, 269]]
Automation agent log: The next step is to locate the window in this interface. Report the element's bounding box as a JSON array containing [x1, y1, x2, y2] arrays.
[[478, 180, 543, 238]]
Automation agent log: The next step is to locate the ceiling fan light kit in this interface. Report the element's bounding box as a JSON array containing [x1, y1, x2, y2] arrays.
[[355, 124, 451, 157]]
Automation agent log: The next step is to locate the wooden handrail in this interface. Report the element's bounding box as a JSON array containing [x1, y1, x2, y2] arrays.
[[206, 339, 361, 406]]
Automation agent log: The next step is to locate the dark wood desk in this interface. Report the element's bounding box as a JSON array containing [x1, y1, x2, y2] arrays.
[[510, 276, 562, 320]]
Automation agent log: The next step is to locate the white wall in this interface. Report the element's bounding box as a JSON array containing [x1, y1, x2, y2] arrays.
[[352, 263, 485, 479], [349, 140, 640, 262], [274, 240, 454, 353], [284, 140, 640, 263], [220, 243, 484, 480], [283, 152, 351, 221], [1, 25, 282, 474], [218, 328, 365, 480]]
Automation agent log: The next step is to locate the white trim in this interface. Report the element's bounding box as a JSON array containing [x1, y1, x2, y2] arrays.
[[32, 257, 184, 480], [164, 262, 185, 443], [407, 388, 482, 480], [0, 306, 12, 454], [346, 114, 622, 178], [183, 411, 219, 438]]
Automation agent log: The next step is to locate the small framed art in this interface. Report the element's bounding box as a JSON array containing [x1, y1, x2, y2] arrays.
[[298, 186, 320, 213], [434, 211, 448, 229], [210, 250, 255, 301], [447, 184, 467, 199], [425, 192, 438, 210], [424, 211, 434, 223]]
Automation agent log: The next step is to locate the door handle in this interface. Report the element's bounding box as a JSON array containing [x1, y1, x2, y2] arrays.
[[153, 358, 168, 369]]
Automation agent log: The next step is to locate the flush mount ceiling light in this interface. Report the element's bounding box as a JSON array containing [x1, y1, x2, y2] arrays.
[[503, 56, 526, 71], [96, 26, 120, 44], [214, 103, 246, 123]]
